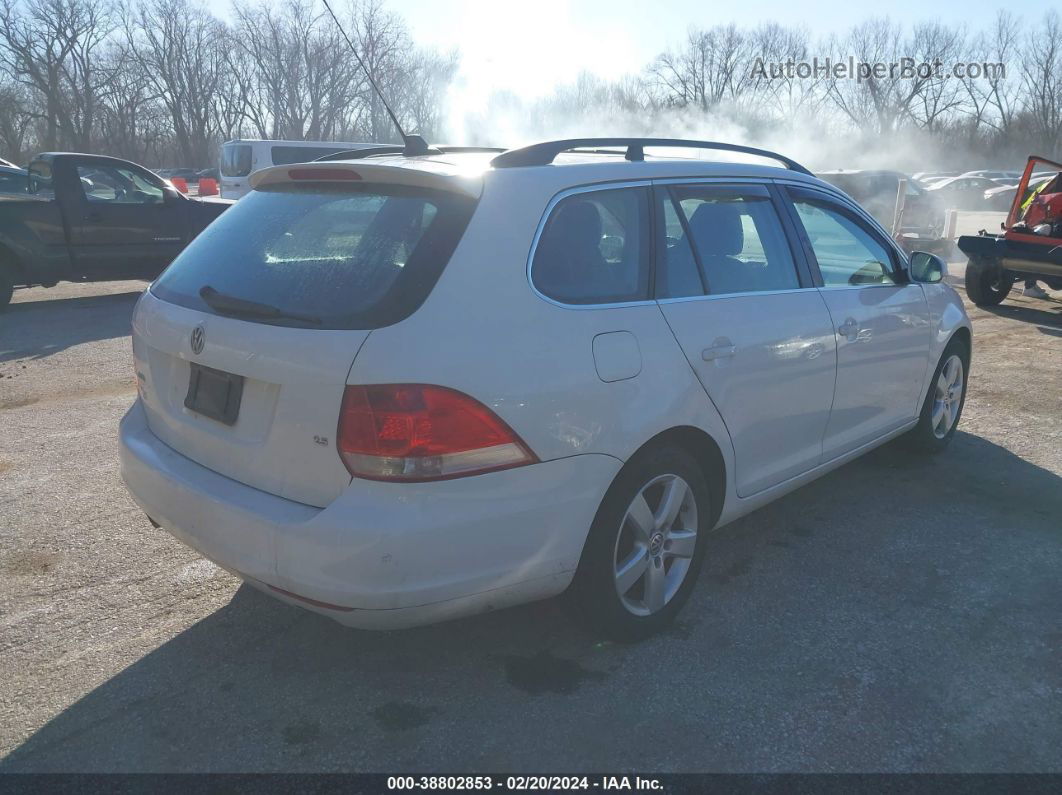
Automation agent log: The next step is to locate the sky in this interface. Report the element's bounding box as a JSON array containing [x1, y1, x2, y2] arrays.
[[204, 0, 987, 104]]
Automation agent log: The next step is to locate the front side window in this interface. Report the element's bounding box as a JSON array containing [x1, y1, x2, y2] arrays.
[[667, 185, 800, 296], [790, 194, 896, 287], [532, 187, 651, 305], [77, 165, 164, 204]]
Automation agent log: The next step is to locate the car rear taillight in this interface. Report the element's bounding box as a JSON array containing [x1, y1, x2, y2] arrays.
[[337, 384, 537, 481]]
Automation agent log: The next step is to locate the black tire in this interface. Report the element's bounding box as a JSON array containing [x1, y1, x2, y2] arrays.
[[903, 337, 970, 454], [0, 262, 14, 310], [964, 256, 1012, 306], [569, 444, 711, 642]]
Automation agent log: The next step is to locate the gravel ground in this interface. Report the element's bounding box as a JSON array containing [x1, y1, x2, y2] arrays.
[[0, 276, 1060, 773]]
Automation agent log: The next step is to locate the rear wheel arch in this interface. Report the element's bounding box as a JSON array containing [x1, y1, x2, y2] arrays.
[[569, 429, 724, 640], [624, 426, 726, 531]]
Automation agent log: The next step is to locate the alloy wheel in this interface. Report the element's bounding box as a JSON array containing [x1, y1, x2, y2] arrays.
[[613, 474, 699, 616], [932, 354, 964, 439]]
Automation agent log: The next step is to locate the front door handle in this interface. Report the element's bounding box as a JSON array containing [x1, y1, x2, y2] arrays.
[[702, 339, 737, 361], [85, 211, 102, 223]]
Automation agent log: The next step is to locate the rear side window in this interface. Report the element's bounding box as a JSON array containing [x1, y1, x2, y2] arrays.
[[666, 185, 800, 296], [532, 187, 651, 305], [152, 183, 477, 329], [220, 144, 252, 177]]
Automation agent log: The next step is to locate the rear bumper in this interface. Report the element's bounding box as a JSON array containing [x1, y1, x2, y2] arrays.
[[958, 233, 1062, 279], [119, 400, 620, 629]]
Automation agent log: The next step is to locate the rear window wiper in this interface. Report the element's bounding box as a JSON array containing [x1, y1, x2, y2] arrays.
[[199, 285, 322, 325]]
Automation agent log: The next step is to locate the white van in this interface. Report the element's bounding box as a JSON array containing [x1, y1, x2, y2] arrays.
[[219, 139, 376, 199]]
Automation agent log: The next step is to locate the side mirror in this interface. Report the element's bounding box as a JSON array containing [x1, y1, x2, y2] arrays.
[[909, 251, 945, 284]]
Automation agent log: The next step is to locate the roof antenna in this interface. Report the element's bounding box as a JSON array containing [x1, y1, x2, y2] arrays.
[[320, 0, 430, 156]]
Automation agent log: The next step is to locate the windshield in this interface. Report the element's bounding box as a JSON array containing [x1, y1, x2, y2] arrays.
[[151, 183, 476, 329], [220, 144, 252, 177]]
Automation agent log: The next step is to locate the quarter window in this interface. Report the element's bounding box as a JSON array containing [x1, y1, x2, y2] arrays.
[[657, 196, 706, 298], [532, 187, 651, 305], [666, 186, 800, 296], [791, 197, 896, 287]]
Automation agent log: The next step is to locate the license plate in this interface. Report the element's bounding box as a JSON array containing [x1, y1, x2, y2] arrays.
[[184, 363, 244, 426]]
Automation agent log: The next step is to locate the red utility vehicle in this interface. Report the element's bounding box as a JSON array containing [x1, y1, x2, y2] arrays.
[[958, 156, 1062, 306]]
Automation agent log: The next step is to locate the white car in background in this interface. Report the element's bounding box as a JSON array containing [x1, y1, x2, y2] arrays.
[[959, 169, 1022, 181], [219, 139, 381, 199], [120, 138, 972, 640]]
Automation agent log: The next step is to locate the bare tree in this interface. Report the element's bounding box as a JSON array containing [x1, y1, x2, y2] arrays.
[[1020, 10, 1062, 153], [124, 0, 228, 167], [959, 10, 1021, 143], [0, 0, 114, 150], [0, 78, 32, 159], [230, 0, 355, 141], [748, 22, 825, 118], [647, 25, 755, 113], [905, 22, 967, 132]]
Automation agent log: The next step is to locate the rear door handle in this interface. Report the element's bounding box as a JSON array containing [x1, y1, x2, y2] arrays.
[[702, 340, 737, 361], [85, 212, 102, 223]]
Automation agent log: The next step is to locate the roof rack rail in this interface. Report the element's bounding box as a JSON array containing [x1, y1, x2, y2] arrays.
[[314, 145, 508, 163], [489, 138, 813, 175]]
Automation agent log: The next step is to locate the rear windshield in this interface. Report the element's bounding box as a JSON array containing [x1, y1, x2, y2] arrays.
[[151, 183, 477, 329], [220, 144, 252, 177]]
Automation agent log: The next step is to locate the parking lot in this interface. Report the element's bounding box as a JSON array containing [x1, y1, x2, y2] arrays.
[[1, 275, 1060, 772]]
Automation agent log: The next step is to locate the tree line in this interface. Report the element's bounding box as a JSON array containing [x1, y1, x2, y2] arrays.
[[1, 1, 1060, 170], [0, 0, 455, 167], [460, 11, 1062, 170]]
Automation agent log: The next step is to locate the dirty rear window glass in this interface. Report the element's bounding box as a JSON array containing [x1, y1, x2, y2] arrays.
[[151, 183, 476, 329]]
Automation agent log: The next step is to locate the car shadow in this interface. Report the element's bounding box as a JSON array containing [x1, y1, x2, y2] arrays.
[[980, 299, 1062, 328], [3, 431, 1061, 772], [0, 290, 142, 363]]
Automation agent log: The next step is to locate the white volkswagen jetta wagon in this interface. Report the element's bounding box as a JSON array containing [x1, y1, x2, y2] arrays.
[[120, 138, 971, 640]]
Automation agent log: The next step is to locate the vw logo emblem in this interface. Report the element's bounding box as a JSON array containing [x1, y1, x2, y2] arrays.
[[190, 325, 205, 355], [649, 532, 665, 557]]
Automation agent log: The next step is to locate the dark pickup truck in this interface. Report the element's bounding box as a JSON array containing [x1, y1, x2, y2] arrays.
[[0, 152, 231, 309]]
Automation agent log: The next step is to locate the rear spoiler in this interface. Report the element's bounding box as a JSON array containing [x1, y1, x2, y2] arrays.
[[248, 161, 483, 199]]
